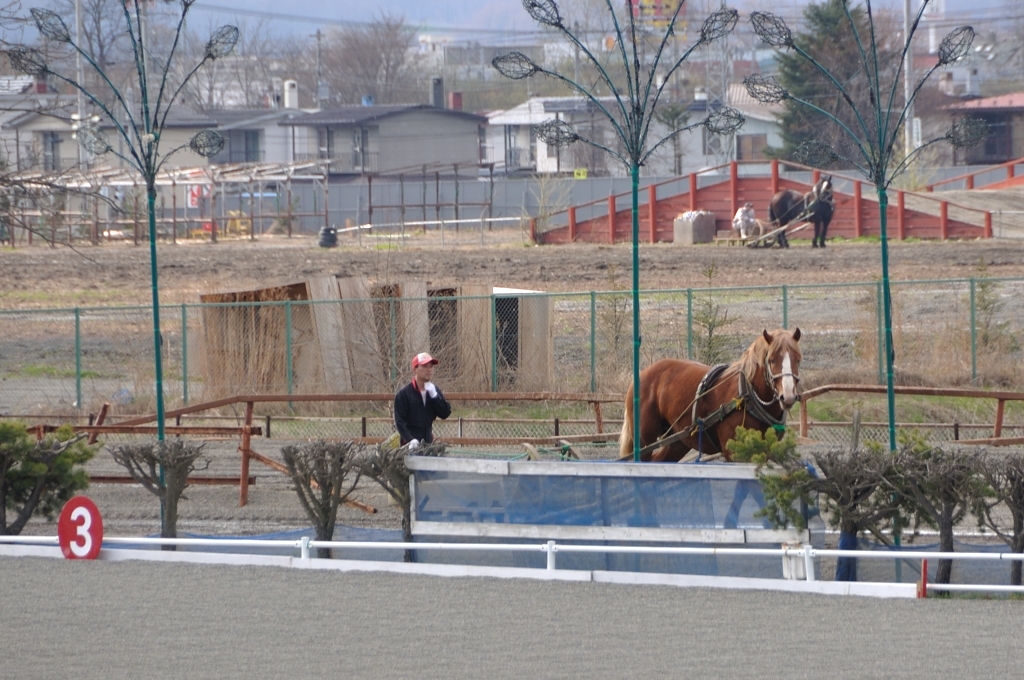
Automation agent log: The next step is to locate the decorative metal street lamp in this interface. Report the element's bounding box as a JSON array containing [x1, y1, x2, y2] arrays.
[[744, 3, 986, 455], [16, 4, 238, 444], [494, 0, 744, 460]]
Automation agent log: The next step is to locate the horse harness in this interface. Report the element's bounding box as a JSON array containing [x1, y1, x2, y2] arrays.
[[638, 360, 792, 459]]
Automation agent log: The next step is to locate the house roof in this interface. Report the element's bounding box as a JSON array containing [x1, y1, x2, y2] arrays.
[[2, 105, 217, 130], [204, 108, 314, 130], [945, 93, 1024, 112], [726, 83, 783, 123], [0, 76, 36, 95], [280, 104, 485, 127], [487, 97, 617, 125]]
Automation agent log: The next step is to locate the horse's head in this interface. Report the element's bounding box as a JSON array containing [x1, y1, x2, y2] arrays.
[[761, 328, 802, 409], [814, 176, 834, 205]]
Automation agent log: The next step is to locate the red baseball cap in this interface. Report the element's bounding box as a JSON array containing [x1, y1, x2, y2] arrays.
[[411, 352, 439, 368]]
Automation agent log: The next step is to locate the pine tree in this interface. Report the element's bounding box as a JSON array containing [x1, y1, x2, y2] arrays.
[[773, 0, 895, 164]]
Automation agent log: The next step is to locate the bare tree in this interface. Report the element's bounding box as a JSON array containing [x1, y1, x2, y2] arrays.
[[50, 0, 130, 74], [281, 440, 362, 559], [321, 13, 419, 106], [109, 440, 208, 549], [181, 19, 288, 110], [974, 452, 1024, 586], [884, 445, 985, 586], [359, 440, 445, 562]]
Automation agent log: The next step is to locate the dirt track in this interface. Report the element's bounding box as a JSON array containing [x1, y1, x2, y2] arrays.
[[4, 233, 1024, 309]]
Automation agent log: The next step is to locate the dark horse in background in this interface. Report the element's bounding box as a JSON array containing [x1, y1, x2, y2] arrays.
[[619, 329, 802, 462], [768, 176, 835, 248]]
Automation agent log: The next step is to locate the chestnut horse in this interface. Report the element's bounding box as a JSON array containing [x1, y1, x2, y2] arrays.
[[618, 329, 803, 462]]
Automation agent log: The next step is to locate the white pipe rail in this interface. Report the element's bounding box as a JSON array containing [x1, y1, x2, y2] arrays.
[[4, 535, 1022, 594]]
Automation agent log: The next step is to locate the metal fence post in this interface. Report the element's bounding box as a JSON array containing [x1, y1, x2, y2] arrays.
[[782, 285, 788, 330], [590, 291, 597, 392], [686, 288, 693, 360], [181, 303, 189, 405], [491, 295, 497, 392], [546, 540, 557, 570], [802, 544, 816, 582], [970, 278, 977, 383], [285, 301, 293, 397], [74, 307, 81, 410]]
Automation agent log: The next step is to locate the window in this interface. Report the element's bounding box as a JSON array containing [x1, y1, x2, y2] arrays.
[[42, 132, 61, 171], [243, 131, 260, 162], [318, 128, 334, 159]]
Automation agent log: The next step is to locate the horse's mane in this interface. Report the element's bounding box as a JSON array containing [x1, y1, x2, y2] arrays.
[[723, 330, 801, 384]]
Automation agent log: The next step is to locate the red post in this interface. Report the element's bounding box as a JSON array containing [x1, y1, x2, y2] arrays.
[[984, 211, 992, 239], [853, 181, 862, 238], [529, 218, 537, 243], [770, 159, 779, 194], [608, 194, 616, 243], [966, 175, 974, 190], [917, 559, 928, 598], [811, 168, 820, 185], [647, 184, 657, 243], [568, 206, 577, 242], [1009, 164, 1016, 180], [729, 161, 738, 216], [995, 399, 1005, 438], [689, 173, 697, 211], [940, 201, 948, 240], [897, 190, 905, 240]]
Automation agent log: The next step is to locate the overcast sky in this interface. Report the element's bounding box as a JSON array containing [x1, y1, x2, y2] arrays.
[[192, 0, 1012, 37]]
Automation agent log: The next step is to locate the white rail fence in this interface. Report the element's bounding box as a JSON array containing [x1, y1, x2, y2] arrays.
[[4, 535, 1023, 598]]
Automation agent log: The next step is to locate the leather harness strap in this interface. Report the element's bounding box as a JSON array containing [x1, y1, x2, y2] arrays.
[[638, 364, 788, 458]]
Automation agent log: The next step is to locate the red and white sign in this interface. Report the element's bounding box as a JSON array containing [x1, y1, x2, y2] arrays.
[[57, 496, 103, 560], [187, 185, 209, 208]]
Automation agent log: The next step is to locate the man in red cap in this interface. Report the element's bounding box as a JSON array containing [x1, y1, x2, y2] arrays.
[[394, 352, 451, 449]]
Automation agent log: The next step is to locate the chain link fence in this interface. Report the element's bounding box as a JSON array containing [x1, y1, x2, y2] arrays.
[[3, 277, 1023, 443]]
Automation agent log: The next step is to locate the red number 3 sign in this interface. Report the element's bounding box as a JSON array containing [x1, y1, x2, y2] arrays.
[[57, 496, 104, 560]]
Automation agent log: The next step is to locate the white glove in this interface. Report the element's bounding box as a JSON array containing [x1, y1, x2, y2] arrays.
[[407, 439, 419, 451], [424, 382, 438, 398]]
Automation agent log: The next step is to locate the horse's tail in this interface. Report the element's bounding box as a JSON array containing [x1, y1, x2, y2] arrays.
[[618, 400, 633, 460]]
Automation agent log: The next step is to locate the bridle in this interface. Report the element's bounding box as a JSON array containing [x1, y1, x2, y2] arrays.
[[754, 349, 801, 408]]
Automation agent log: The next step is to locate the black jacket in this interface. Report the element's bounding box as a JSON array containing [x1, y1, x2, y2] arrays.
[[394, 380, 451, 444]]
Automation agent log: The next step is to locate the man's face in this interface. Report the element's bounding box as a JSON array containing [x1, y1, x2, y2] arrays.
[[413, 363, 434, 384]]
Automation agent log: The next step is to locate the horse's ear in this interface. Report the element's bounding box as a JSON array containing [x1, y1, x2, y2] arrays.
[[763, 329, 774, 345], [792, 327, 801, 342]]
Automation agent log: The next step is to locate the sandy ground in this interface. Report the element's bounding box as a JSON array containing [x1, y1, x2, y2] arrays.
[[2, 556, 1023, 679]]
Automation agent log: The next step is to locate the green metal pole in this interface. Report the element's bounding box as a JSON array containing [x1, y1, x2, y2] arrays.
[[878, 190, 897, 454], [181, 303, 188, 405], [148, 186, 165, 442], [491, 295, 498, 392], [74, 307, 81, 410], [782, 284, 788, 330], [876, 281, 884, 386], [969, 278, 977, 383], [590, 291, 596, 392], [631, 164, 641, 462], [686, 288, 693, 360], [285, 301, 293, 396]]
